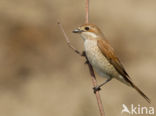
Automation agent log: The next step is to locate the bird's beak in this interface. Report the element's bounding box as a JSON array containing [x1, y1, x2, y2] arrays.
[[72, 28, 83, 33]]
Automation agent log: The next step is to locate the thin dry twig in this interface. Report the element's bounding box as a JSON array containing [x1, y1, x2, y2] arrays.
[[85, 0, 105, 115], [85, 0, 89, 24], [57, 0, 105, 116], [57, 21, 105, 116], [57, 21, 81, 55], [85, 56, 105, 116]]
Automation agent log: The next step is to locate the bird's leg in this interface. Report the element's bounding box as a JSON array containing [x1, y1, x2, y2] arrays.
[[81, 51, 86, 57], [82, 50, 112, 93], [93, 78, 112, 93]]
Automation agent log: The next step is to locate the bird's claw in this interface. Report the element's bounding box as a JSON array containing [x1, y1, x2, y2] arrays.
[[93, 86, 101, 94], [81, 51, 86, 56], [84, 60, 89, 64]]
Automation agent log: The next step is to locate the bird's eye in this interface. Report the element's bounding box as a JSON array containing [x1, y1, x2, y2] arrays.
[[85, 27, 89, 31]]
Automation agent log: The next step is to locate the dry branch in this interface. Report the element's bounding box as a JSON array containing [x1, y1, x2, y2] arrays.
[[85, 0, 89, 23], [85, 0, 105, 115], [57, 21, 81, 55], [57, 21, 105, 116], [57, 0, 105, 116]]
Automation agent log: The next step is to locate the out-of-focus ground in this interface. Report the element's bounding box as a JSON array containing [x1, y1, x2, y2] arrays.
[[0, 0, 155, 116]]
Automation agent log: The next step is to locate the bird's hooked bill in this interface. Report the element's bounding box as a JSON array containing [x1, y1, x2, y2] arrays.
[[72, 28, 83, 33]]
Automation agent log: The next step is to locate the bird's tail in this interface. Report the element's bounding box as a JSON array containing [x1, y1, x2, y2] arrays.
[[131, 82, 151, 104], [116, 75, 151, 103], [122, 76, 151, 104]]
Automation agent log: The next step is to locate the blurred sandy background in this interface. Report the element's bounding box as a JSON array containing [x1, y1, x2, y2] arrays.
[[0, 0, 155, 116]]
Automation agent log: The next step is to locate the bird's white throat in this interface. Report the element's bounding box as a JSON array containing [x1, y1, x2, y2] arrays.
[[80, 32, 97, 40]]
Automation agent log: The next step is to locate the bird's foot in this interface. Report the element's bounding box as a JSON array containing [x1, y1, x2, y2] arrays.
[[81, 51, 86, 56], [84, 60, 89, 64], [93, 86, 101, 94]]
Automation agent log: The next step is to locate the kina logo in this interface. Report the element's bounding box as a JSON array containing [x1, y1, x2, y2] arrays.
[[121, 104, 154, 115]]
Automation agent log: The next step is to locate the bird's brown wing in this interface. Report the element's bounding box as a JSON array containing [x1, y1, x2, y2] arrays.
[[97, 39, 130, 80], [97, 39, 151, 103]]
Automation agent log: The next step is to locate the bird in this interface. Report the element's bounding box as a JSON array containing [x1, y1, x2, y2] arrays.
[[72, 24, 151, 103]]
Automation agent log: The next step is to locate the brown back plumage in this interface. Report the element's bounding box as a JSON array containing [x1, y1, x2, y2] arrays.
[[97, 39, 151, 103]]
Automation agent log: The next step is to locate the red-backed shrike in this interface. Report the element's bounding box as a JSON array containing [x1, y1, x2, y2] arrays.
[[73, 24, 150, 103]]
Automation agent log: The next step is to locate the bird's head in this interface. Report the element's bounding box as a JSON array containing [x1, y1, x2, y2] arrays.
[[72, 24, 103, 40]]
